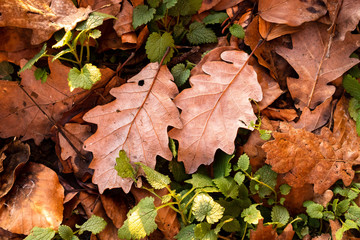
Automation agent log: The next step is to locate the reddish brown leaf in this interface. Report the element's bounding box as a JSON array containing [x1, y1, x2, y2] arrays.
[[100, 193, 128, 229], [250, 219, 277, 240], [261, 108, 298, 121], [83, 63, 182, 193], [169, 50, 262, 173], [263, 97, 360, 194], [258, 0, 327, 26], [113, 0, 135, 38], [278, 223, 295, 240], [276, 22, 360, 110], [212, 0, 243, 11], [0, 163, 64, 235], [79, 0, 121, 16], [258, 16, 300, 41], [0, 0, 91, 45]]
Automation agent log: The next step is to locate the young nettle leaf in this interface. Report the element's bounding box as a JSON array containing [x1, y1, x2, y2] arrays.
[[213, 152, 233, 178], [336, 219, 359, 240], [234, 172, 245, 186], [213, 177, 239, 199], [77, 12, 116, 31], [0, 61, 14, 80], [19, 44, 47, 73], [168, 0, 202, 16], [218, 199, 246, 218], [271, 205, 290, 227], [250, 165, 277, 198], [52, 31, 72, 49], [114, 150, 136, 180], [173, 24, 187, 42], [145, 32, 175, 64], [138, 163, 171, 189], [68, 63, 101, 91], [89, 29, 101, 39], [132, 5, 156, 29], [237, 153, 250, 171], [335, 199, 351, 216], [58, 225, 75, 240], [163, 0, 178, 9], [203, 12, 228, 25], [118, 197, 157, 239], [241, 204, 263, 224], [229, 24, 245, 39], [322, 211, 335, 221], [303, 201, 323, 219], [147, 0, 161, 8], [343, 74, 360, 100], [34, 68, 48, 83], [192, 193, 224, 224], [279, 184, 292, 195], [25, 227, 56, 240], [186, 22, 217, 45], [169, 160, 189, 182], [185, 173, 214, 188], [174, 224, 195, 240], [221, 216, 241, 232], [345, 205, 360, 226], [259, 129, 272, 141], [161, 194, 172, 203], [77, 215, 107, 235], [171, 63, 190, 87], [194, 222, 217, 240]]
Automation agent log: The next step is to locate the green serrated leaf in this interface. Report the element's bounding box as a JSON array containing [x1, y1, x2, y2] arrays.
[[78, 215, 107, 235], [168, 0, 202, 16], [175, 224, 195, 240], [345, 205, 360, 226], [192, 193, 224, 224], [169, 160, 188, 182], [214, 152, 233, 178], [161, 194, 172, 204], [237, 154, 250, 171], [164, 0, 178, 8], [145, 32, 175, 64], [241, 204, 263, 224], [0, 61, 14, 80], [147, 0, 161, 8], [268, 198, 275, 205], [213, 177, 239, 199], [279, 184, 291, 195], [58, 225, 74, 240], [114, 150, 136, 179], [185, 173, 214, 188], [304, 201, 323, 219], [229, 24, 245, 39], [139, 163, 171, 189], [186, 22, 217, 45], [203, 12, 228, 25], [335, 199, 350, 216], [68, 63, 101, 91], [34, 68, 48, 83], [343, 74, 360, 100], [53, 31, 72, 48], [259, 130, 272, 141], [77, 12, 116, 31], [89, 29, 101, 39], [250, 165, 277, 198], [132, 5, 156, 29], [221, 216, 241, 232], [173, 24, 187, 42], [25, 227, 56, 240], [323, 211, 335, 221], [169, 138, 178, 158], [194, 222, 217, 240], [336, 219, 358, 240], [271, 205, 290, 227], [171, 64, 190, 87], [234, 172, 245, 186], [19, 44, 47, 73], [118, 197, 157, 239], [52, 48, 72, 62], [279, 197, 286, 205]]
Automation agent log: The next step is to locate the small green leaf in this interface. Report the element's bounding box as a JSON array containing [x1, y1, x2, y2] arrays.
[[174, 224, 195, 240], [213, 152, 233, 178], [213, 177, 239, 199], [139, 163, 171, 189], [268, 198, 275, 205], [169, 160, 188, 182], [89, 29, 101, 39], [77, 215, 107, 235], [168, 0, 202, 16], [218, 198, 250, 218], [192, 193, 224, 224], [0, 61, 14, 80], [173, 24, 187, 42], [241, 204, 263, 224], [68, 63, 101, 91], [77, 12, 116, 31], [250, 165, 277, 198], [345, 205, 360, 226], [169, 138, 178, 158], [237, 154, 250, 171], [171, 63, 190, 87], [271, 205, 290, 227], [279, 184, 291, 195], [304, 201, 323, 219], [259, 129, 272, 141], [132, 5, 156, 29], [163, 0, 178, 9], [147, 0, 161, 8], [185, 173, 214, 188], [234, 172, 245, 186], [323, 211, 335, 220], [52, 31, 72, 48], [118, 197, 157, 239], [161, 194, 172, 203], [343, 74, 360, 100], [19, 44, 47, 73], [186, 22, 217, 45], [279, 197, 286, 205], [229, 24, 245, 39], [194, 222, 217, 240], [335, 199, 350, 216], [58, 225, 74, 240], [203, 12, 228, 25], [25, 227, 56, 240], [34, 68, 48, 83], [114, 150, 136, 179], [145, 32, 175, 64], [336, 219, 358, 240], [221, 216, 241, 232], [52, 48, 72, 62]]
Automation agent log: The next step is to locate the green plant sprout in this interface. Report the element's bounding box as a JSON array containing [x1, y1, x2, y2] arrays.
[[25, 215, 107, 240], [19, 12, 116, 91]]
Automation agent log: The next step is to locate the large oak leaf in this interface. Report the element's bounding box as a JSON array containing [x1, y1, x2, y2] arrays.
[[276, 22, 360, 110], [83, 63, 182, 193], [263, 97, 360, 194], [169, 50, 262, 173]]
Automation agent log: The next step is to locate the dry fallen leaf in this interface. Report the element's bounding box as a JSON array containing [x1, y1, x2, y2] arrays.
[[79, 0, 121, 16], [261, 108, 298, 122], [83, 63, 182, 193], [263, 97, 360, 194], [0, 163, 64, 235], [276, 22, 360, 110], [258, 16, 300, 41], [250, 219, 276, 240], [169, 50, 262, 173], [113, 0, 135, 38]]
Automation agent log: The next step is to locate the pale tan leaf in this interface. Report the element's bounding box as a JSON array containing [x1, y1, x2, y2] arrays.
[[83, 63, 182, 193], [169, 50, 262, 173]]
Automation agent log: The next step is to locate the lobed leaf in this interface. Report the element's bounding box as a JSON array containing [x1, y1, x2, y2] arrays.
[[132, 5, 156, 29], [271, 205, 290, 227], [171, 64, 190, 87], [194, 222, 217, 240], [114, 150, 136, 179], [192, 193, 224, 224], [213, 177, 239, 199], [186, 22, 217, 45], [68, 63, 101, 91], [77, 215, 107, 235], [145, 32, 175, 64], [241, 204, 263, 224], [25, 227, 56, 240], [174, 224, 195, 240], [343, 74, 360, 101]]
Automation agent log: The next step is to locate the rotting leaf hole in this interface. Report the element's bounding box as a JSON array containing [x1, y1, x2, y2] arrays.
[[138, 80, 145, 86]]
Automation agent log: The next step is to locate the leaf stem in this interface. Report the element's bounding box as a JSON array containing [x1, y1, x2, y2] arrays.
[[241, 222, 247, 240], [242, 170, 277, 200]]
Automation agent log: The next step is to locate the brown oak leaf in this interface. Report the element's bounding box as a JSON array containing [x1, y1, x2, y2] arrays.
[[169, 50, 262, 173], [83, 63, 182, 193], [263, 97, 360, 194], [276, 22, 360, 110]]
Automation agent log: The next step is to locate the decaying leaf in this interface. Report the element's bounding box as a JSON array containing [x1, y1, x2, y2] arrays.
[[169, 50, 262, 173], [83, 63, 182, 193], [250, 219, 277, 240], [0, 163, 64, 235], [0, 59, 113, 145], [263, 97, 360, 194], [276, 22, 360, 110], [0, 0, 92, 45], [113, 0, 135, 40], [262, 108, 298, 122], [258, 16, 300, 41]]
